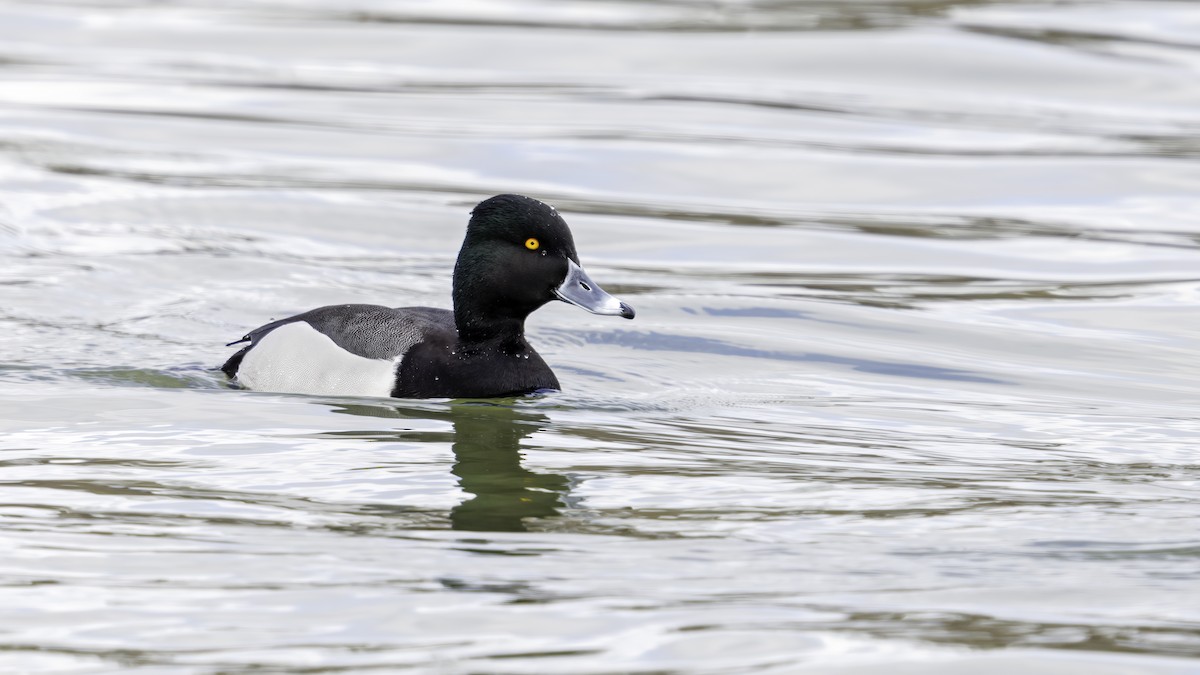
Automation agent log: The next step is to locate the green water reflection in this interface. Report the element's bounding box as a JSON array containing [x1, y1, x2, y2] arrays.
[[328, 401, 567, 532]]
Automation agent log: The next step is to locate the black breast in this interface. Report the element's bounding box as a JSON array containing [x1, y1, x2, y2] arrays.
[[394, 337, 560, 398]]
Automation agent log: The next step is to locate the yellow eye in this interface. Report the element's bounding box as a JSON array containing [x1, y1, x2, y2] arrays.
[[525, 238, 539, 250]]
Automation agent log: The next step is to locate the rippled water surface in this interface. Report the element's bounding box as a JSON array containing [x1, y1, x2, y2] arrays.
[[2, 1, 1200, 672]]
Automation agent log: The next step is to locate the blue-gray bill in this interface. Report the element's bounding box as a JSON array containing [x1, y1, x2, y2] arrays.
[[554, 259, 635, 319]]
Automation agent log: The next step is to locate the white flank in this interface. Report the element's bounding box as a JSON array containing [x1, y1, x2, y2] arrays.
[[237, 321, 399, 397]]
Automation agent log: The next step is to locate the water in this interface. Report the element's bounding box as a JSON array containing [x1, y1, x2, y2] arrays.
[[2, 0, 1199, 672]]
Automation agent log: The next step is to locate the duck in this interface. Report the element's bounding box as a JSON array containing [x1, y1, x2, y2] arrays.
[[220, 194, 635, 399]]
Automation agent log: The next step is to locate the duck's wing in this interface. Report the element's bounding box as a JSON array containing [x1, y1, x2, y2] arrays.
[[221, 304, 454, 378]]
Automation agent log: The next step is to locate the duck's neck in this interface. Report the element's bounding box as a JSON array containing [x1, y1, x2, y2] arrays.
[[452, 256, 537, 348], [454, 310, 528, 349]]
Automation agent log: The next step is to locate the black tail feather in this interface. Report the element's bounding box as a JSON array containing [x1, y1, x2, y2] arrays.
[[221, 346, 251, 379]]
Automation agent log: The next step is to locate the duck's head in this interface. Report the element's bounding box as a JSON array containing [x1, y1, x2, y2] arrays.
[[453, 194, 634, 340]]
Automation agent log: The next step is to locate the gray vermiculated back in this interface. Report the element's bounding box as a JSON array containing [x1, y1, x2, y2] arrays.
[[247, 304, 454, 360]]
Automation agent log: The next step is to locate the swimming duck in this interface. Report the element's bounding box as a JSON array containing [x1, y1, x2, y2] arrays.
[[221, 194, 634, 398]]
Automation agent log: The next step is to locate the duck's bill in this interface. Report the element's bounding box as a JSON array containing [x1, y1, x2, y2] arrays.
[[554, 259, 635, 319]]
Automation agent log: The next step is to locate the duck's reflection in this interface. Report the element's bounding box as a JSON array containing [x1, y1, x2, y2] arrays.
[[326, 400, 568, 532]]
